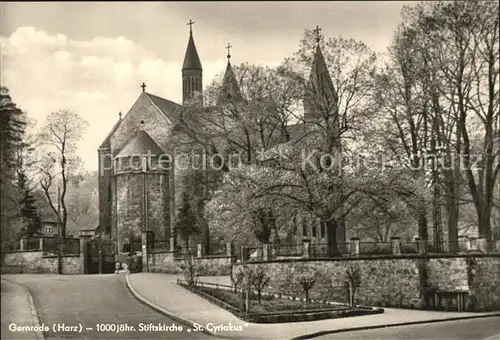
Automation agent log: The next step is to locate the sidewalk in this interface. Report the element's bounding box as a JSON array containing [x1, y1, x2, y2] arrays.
[[126, 273, 500, 340], [1, 279, 45, 340]]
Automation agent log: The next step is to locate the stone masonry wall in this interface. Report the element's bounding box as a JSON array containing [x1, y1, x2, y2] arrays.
[[1, 251, 80, 274], [471, 257, 500, 311], [426, 257, 469, 291], [235, 258, 423, 308], [235, 255, 500, 311], [147, 251, 233, 276]]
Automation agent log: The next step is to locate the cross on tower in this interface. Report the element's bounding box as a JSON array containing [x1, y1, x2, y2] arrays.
[[187, 19, 195, 33], [141, 82, 146, 92], [313, 25, 321, 44], [225, 43, 232, 59]]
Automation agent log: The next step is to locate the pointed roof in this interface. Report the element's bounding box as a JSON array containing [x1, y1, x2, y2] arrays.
[[308, 45, 337, 104], [144, 92, 182, 121], [99, 116, 123, 149], [217, 60, 242, 105], [182, 31, 202, 71], [115, 130, 164, 158]]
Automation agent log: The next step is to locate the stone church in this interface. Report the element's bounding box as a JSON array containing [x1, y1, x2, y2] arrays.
[[98, 24, 345, 255]]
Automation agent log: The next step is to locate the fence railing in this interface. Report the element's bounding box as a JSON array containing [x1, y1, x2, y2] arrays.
[[1, 237, 82, 255], [175, 245, 198, 255], [310, 242, 351, 257], [42, 237, 80, 255], [43, 237, 58, 253], [272, 243, 303, 256], [207, 243, 227, 255], [149, 239, 170, 250], [400, 242, 419, 254], [426, 240, 482, 253], [359, 242, 392, 255]]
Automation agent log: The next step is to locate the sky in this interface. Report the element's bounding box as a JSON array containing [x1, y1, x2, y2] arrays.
[[0, 1, 414, 171]]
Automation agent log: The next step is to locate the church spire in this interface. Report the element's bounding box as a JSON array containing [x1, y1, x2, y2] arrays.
[[304, 26, 338, 120], [182, 19, 203, 103], [217, 43, 242, 106]]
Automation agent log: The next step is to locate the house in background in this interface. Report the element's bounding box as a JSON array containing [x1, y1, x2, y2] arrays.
[[41, 220, 58, 237]]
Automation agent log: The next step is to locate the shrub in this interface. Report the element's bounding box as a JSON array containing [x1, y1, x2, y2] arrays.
[[234, 264, 257, 312], [343, 263, 361, 307], [178, 255, 199, 285], [295, 264, 317, 303], [252, 267, 270, 304]]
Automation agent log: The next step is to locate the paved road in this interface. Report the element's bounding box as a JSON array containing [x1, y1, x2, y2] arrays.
[[1, 279, 38, 340], [2, 274, 212, 339], [313, 316, 500, 340]]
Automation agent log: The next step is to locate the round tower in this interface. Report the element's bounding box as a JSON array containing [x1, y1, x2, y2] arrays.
[[113, 130, 170, 254]]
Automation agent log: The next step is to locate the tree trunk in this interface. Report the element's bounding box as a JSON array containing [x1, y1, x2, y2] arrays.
[[446, 197, 459, 252], [245, 289, 250, 313], [443, 164, 460, 253], [478, 204, 493, 251], [417, 202, 428, 242], [348, 284, 354, 306], [326, 219, 339, 256]]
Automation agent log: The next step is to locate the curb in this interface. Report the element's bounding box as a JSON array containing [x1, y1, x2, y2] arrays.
[[125, 273, 217, 337], [1, 278, 46, 340], [290, 312, 500, 340]]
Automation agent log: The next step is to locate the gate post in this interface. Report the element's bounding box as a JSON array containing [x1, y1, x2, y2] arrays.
[[98, 236, 103, 274], [79, 237, 86, 274], [141, 232, 149, 272]]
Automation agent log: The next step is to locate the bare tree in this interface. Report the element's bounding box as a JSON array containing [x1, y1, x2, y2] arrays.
[[252, 267, 270, 304], [37, 109, 88, 239], [344, 263, 361, 306], [396, 1, 500, 249]]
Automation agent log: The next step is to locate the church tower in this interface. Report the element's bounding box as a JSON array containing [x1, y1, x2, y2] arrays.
[[182, 19, 203, 104], [303, 27, 338, 121], [304, 26, 345, 244], [217, 43, 242, 106]]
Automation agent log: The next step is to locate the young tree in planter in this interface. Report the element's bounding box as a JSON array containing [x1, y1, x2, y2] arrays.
[[298, 269, 317, 303], [344, 263, 361, 306], [252, 267, 270, 304], [231, 265, 244, 293], [179, 254, 199, 286], [235, 264, 257, 313]]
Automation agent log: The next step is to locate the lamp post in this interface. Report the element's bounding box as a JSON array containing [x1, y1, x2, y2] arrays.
[[57, 185, 63, 274], [422, 142, 446, 253]]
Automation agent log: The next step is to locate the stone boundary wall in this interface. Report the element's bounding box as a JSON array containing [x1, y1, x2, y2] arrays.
[[147, 250, 234, 276], [234, 254, 500, 312], [1, 250, 81, 274]]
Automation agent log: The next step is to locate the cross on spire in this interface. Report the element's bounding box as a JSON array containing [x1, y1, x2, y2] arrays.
[[187, 19, 195, 33], [141, 82, 146, 92], [225, 43, 232, 60], [313, 25, 321, 44]]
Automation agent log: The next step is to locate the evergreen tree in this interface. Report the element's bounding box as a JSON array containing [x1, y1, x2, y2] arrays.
[[0, 86, 27, 246], [0, 86, 26, 171], [176, 191, 198, 251], [17, 169, 41, 236]]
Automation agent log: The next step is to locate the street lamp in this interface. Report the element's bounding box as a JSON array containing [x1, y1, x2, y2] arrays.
[[422, 143, 446, 253]]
